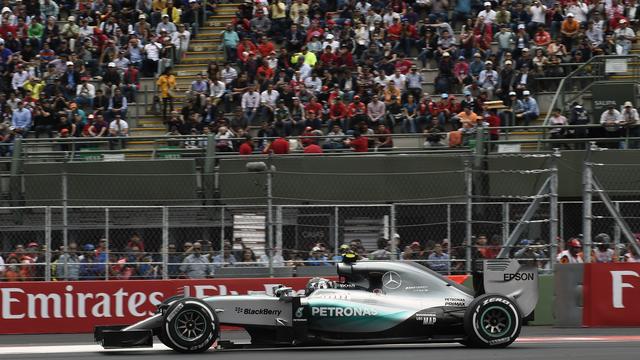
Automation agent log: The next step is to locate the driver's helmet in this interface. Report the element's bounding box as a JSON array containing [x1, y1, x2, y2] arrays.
[[305, 277, 334, 296]]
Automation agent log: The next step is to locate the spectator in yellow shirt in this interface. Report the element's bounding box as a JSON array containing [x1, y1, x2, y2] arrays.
[[23, 77, 45, 100], [156, 67, 178, 121]]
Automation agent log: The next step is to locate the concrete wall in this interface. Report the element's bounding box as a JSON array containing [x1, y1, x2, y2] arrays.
[[23, 160, 199, 206]]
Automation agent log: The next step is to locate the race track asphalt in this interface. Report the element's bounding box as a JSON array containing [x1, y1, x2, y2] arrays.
[[1, 327, 640, 360]]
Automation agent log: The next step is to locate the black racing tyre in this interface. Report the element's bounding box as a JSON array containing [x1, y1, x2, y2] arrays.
[[462, 294, 521, 348], [160, 298, 219, 353]]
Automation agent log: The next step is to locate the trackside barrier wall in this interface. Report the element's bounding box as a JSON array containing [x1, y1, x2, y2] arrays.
[[553, 264, 584, 327], [554, 263, 640, 327], [0, 276, 469, 335]]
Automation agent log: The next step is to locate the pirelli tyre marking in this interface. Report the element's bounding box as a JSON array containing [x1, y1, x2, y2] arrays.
[[464, 294, 521, 348], [163, 300, 218, 353]]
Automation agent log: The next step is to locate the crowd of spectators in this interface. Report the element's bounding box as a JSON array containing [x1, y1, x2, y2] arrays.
[[166, 0, 640, 154], [0, 0, 637, 155], [3, 230, 640, 280], [0, 0, 205, 155]]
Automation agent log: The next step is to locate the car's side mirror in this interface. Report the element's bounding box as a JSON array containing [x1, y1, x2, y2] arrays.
[[275, 286, 294, 298]]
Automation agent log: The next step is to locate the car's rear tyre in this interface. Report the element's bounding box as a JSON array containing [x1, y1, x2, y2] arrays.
[[462, 294, 521, 348], [160, 298, 219, 353]]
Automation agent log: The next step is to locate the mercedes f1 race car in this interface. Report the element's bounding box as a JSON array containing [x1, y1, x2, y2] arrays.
[[94, 259, 538, 353]]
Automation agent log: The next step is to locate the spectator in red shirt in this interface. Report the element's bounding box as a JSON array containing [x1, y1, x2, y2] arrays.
[[305, 96, 323, 117], [257, 35, 275, 58], [348, 130, 369, 152], [236, 38, 258, 62], [264, 136, 290, 154], [335, 46, 355, 68], [127, 233, 145, 252], [303, 130, 323, 153], [347, 95, 367, 130], [238, 135, 254, 155], [395, 56, 414, 74], [300, 126, 316, 147], [374, 124, 393, 151], [329, 97, 348, 130], [319, 46, 337, 69]]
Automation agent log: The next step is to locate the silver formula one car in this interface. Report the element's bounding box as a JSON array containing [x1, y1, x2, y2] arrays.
[[94, 259, 538, 353]]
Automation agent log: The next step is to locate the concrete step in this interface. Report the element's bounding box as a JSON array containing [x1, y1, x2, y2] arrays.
[[189, 41, 224, 51], [131, 127, 167, 136], [180, 55, 226, 64]]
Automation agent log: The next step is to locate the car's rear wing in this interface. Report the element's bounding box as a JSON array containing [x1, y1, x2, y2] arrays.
[[477, 259, 539, 317]]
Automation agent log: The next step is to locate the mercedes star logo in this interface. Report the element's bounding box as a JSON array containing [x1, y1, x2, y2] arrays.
[[382, 271, 402, 289]]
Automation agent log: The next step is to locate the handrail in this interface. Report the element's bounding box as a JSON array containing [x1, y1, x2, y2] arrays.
[[542, 55, 640, 127]]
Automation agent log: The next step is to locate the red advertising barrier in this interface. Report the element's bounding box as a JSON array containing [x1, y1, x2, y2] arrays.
[[583, 263, 640, 326], [0, 275, 469, 334]]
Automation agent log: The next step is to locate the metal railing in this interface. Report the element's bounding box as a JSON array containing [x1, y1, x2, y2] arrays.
[[543, 55, 640, 127]]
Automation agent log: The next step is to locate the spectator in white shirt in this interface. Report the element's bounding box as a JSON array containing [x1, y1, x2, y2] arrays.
[[600, 104, 623, 147], [241, 84, 261, 126], [209, 79, 226, 108], [142, 38, 163, 76], [171, 23, 191, 57], [12, 65, 30, 93], [478, 2, 497, 25], [528, 0, 547, 32], [75, 77, 96, 108], [367, 94, 386, 126], [304, 73, 322, 95], [260, 83, 280, 123], [614, 19, 636, 55]]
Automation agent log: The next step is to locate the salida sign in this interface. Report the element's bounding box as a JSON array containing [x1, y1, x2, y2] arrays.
[[583, 263, 640, 326], [0, 278, 312, 334]]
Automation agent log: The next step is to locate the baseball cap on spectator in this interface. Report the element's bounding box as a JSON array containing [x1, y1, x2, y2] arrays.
[[567, 13, 574, 17], [509, 91, 517, 96], [575, 104, 583, 108], [27, 242, 39, 248], [162, 14, 169, 18], [139, 14, 146, 19], [88, 114, 95, 119], [1, 7, 10, 13], [354, 95, 360, 100], [620, 19, 627, 24], [624, 101, 633, 107], [66, 61, 74, 66], [464, 90, 471, 96], [517, 24, 525, 29], [442, 52, 450, 57], [473, 52, 481, 57], [60, 128, 69, 135], [523, 90, 531, 96], [458, 55, 465, 60], [485, 60, 493, 65], [326, 34, 334, 40], [305, 126, 313, 131], [108, 62, 116, 68], [441, 93, 449, 99], [504, 60, 513, 65], [68, 16, 75, 22], [483, 1, 491, 6], [522, 48, 530, 52], [410, 241, 421, 248]]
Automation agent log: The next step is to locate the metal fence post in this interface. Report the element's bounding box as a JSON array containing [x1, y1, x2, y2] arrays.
[[62, 168, 69, 278], [162, 206, 169, 280], [390, 204, 397, 260], [220, 206, 225, 255], [502, 202, 509, 244], [334, 206, 340, 258], [446, 204, 452, 246], [105, 207, 110, 280], [549, 149, 560, 269], [465, 160, 473, 273], [275, 205, 283, 260], [614, 201, 621, 261], [583, 143, 594, 263], [44, 206, 51, 281], [266, 163, 274, 277]]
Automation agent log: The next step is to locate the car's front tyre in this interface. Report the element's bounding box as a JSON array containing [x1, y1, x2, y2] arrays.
[[462, 294, 521, 348], [160, 298, 219, 353]]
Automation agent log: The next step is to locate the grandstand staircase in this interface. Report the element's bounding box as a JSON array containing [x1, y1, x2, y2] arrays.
[[127, 4, 236, 155]]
